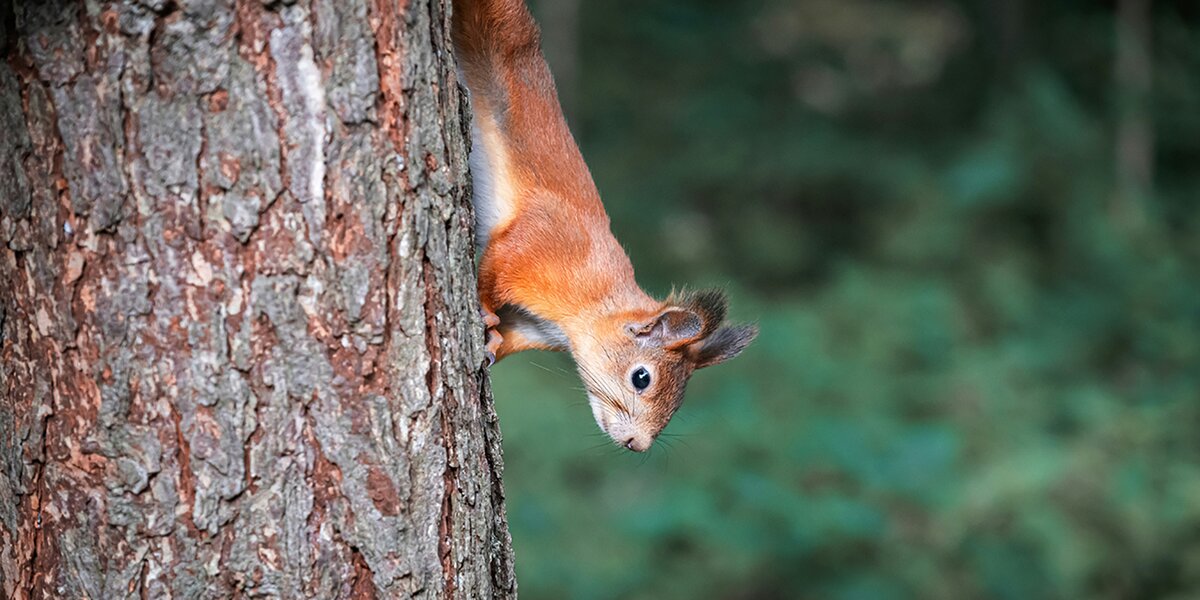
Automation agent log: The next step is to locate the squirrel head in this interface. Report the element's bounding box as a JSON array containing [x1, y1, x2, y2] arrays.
[[574, 289, 757, 452]]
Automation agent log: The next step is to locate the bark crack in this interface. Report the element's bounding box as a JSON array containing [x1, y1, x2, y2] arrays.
[[423, 253, 457, 598], [169, 399, 200, 537]]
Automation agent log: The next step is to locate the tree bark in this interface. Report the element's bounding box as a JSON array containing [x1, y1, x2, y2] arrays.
[[0, 0, 516, 598]]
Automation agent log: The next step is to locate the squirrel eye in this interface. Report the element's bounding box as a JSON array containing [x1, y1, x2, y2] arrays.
[[631, 367, 651, 391]]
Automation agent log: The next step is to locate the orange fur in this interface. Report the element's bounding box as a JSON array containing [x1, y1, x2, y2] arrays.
[[453, 0, 756, 451]]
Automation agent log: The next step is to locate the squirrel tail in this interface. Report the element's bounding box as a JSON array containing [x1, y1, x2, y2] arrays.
[[450, 0, 596, 203], [451, 0, 547, 114]]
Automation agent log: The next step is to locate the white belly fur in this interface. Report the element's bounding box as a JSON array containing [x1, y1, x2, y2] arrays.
[[469, 114, 518, 248]]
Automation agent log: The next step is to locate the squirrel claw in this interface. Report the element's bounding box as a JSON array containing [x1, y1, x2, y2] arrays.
[[484, 324, 503, 366]]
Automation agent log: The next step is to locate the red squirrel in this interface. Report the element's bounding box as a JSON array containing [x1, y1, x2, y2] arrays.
[[451, 0, 756, 452]]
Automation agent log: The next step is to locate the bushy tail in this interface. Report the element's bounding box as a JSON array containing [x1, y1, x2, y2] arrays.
[[450, 0, 597, 203], [451, 0, 547, 116]]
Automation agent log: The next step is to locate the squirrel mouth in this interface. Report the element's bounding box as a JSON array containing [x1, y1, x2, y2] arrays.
[[586, 394, 654, 452]]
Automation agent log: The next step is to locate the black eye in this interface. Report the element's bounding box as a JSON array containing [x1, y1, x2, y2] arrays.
[[631, 367, 651, 391]]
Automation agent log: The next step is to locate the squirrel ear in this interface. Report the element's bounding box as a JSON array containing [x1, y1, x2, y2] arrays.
[[688, 324, 757, 369], [627, 308, 704, 349]]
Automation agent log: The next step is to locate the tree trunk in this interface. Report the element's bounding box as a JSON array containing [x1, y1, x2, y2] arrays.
[[0, 0, 516, 598]]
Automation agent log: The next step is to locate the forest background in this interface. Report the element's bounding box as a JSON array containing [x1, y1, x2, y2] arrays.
[[491, 1, 1200, 598]]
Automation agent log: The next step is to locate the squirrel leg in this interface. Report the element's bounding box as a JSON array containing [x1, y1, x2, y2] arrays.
[[494, 325, 560, 358], [481, 304, 564, 364]]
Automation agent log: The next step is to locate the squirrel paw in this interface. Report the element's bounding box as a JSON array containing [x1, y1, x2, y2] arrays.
[[482, 308, 502, 366], [481, 308, 501, 328]]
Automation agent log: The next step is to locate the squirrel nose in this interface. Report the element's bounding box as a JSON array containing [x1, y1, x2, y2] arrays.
[[623, 437, 650, 452]]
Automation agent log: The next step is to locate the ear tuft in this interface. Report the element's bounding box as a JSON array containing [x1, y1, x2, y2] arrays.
[[689, 324, 757, 369]]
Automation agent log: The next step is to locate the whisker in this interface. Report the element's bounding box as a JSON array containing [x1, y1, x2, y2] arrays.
[[592, 442, 624, 457], [637, 447, 652, 467], [576, 364, 633, 420], [528, 361, 562, 376], [584, 440, 615, 453], [659, 432, 692, 450]]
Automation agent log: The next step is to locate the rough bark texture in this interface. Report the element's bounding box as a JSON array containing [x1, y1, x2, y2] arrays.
[[0, 0, 516, 597]]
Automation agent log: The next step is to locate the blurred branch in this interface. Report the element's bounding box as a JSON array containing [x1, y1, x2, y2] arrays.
[[537, 0, 581, 121], [1113, 0, 1153, 235], [987, 0, 1024, 73]]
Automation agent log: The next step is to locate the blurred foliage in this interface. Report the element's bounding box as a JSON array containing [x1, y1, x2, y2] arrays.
[[494, 0, 1200, 598]]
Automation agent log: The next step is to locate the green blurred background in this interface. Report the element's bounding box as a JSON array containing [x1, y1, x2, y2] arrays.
[[490, 1, 1200, 598]]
